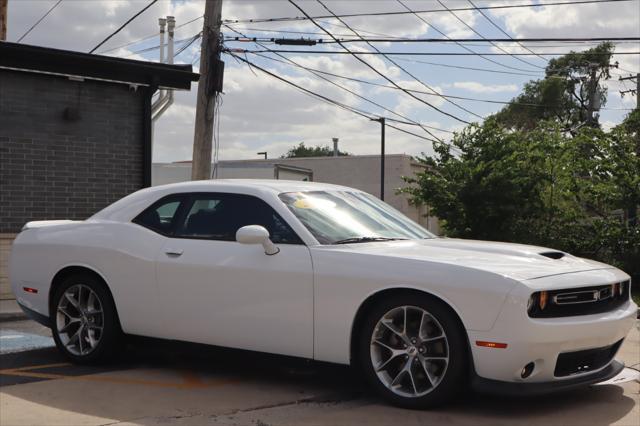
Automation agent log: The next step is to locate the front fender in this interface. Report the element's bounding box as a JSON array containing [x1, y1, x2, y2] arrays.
[[310, 247, 519, 364]]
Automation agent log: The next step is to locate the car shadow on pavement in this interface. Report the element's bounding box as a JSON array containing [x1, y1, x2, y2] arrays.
[[0, 337, 637, 426]]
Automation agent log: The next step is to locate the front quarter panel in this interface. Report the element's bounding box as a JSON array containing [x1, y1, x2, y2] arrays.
[[311, 246, 519, 364]]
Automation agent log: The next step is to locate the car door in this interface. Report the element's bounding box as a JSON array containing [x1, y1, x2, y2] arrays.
[[154, 192, 314, 359]]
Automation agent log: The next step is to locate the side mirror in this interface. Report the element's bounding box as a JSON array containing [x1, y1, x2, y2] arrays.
[[236, 225, 280, 255]]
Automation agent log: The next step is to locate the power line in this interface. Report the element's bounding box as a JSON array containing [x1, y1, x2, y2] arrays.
[[396, 0, 541, 74], [230, 48, 640, 56], [316, 0, 483, 122], [223, 36, 640, 44], [225, 25, 452, 136], [225, 50, 458, 151], [224, 0, 634, 24], [98, 14, 205, 55], [174, 32, 202, 57], [291, 0, 478, 126], [98, 15, 203, 54], [224, 27, 639, 47], [16, 0, 62, 43], [467, 0, 549, 63], [89, 0, 158, 54], [436, 0, 544, 70], [247, 51, 634, 111], [391, 56, 537, 76], [125, 34, 199, 56]]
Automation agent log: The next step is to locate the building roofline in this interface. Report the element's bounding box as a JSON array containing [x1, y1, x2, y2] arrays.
[[0, 41, 199, 90], [156, 154, 415, 165]]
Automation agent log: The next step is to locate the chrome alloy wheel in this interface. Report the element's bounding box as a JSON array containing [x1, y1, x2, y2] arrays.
[[56, 284, 104, 356], [370, 306, 449, 398]]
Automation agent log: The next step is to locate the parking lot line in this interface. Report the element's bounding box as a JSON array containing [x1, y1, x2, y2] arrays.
[[0, 363, 237, 389], [2, 362, 71, 372]]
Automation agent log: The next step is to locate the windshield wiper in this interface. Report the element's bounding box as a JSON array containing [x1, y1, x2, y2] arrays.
[[333, 237, 407, 245]]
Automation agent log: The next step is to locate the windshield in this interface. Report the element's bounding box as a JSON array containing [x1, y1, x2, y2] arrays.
[[278, 191, 435, 245]]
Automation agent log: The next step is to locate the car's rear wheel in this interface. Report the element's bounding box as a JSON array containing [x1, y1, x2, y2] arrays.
[[358, 293, 468, 408], [51, 273, 121, 363]]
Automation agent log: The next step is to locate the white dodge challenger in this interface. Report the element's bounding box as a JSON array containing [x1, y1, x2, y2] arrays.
[[10, 180, 637, 408]]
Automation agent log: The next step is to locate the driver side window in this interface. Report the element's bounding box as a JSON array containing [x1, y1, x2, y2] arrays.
[[174, 193, 303, 244]]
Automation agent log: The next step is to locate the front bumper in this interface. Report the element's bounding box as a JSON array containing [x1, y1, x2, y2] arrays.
[[471, 360, 625, 396], [467, 268, 637, 385]]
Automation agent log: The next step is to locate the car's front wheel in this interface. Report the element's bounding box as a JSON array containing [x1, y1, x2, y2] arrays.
[[358, 293, 468, 408], [51, 273, 121, 363]]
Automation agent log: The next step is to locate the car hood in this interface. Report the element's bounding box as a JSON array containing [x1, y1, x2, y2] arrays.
[[325, 238, 613, 281]]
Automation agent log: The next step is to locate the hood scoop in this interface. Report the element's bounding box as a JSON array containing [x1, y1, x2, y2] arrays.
[[539, 251, 566, 260]]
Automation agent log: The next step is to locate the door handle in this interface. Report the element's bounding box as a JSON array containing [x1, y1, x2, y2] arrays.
[[164, 248, 184, 256]]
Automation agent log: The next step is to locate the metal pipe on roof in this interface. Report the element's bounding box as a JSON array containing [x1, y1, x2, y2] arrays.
[[152, 16, 175, 121]]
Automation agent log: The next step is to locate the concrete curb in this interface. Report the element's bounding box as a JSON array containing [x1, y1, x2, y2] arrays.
[[0, 299, 27, 323], [0, 311, 27, 323]]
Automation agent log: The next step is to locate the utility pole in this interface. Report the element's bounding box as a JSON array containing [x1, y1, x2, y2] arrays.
[[192, 0, 223, 180], [585, 64, 600, 127], [371, 117, 386, 201], [620, 73, 639, 104], [0, 0, 7, 41]]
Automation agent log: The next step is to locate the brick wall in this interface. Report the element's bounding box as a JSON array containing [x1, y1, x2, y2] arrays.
[[0, 69, 145, 234], [0, 70, 146, 299]]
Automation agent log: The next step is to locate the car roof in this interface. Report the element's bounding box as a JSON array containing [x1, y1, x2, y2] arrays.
[[90, 179, 360, 223], [153, 179, 355, 193]]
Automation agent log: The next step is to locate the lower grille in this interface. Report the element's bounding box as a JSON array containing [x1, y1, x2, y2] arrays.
[[554, 339, 623, 377]]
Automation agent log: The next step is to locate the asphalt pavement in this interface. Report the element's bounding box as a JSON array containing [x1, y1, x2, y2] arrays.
[[1, 318, 638, 426]]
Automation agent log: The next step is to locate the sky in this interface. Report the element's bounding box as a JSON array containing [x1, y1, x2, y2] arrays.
[[5, 0, 640, 163]]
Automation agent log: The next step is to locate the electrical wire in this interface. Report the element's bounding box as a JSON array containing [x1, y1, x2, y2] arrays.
[[225, 25, 452, 135], [223, 0, 634, 24], [246, 51, 633, 111], [16, 0, 63, 43], [391, 56, 539, 76], [174, 33, 202, 58], [230, 49, 640, 56], [467, 0, 549, 63], [125, 34, 200, 57], [212, 96, 223, 179], [89, 0, 159, 54], [396, 0, 542, 75], [225, 51, 458, 151], [436, 0, 544, 70], [292, 0, 479, 126], [223, 36, 640, 44], [317, 0, 482, 123], [98, 14, 205, 55]]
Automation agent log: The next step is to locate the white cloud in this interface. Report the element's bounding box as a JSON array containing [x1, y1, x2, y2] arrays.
[[453, 82, 519, 93]]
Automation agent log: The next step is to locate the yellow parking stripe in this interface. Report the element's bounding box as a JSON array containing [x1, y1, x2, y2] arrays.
[[0, 364, 236, 389], [1, 362, 71, 372]]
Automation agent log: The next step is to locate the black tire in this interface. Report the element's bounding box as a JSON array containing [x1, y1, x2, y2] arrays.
[[50, 273, 122, 364], [357, 293, 469, 409]]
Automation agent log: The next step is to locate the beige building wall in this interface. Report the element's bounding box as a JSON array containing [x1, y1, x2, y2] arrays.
[[0, 234, 17, 299]]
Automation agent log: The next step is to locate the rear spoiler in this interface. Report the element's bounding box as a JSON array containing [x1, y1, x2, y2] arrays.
[[22, 220, 77, 231]]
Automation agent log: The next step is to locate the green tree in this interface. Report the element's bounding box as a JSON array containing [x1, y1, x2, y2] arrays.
[[281, 142, 350, 158], [494, 43, 614, 131], [402, 118, 640, 280]]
